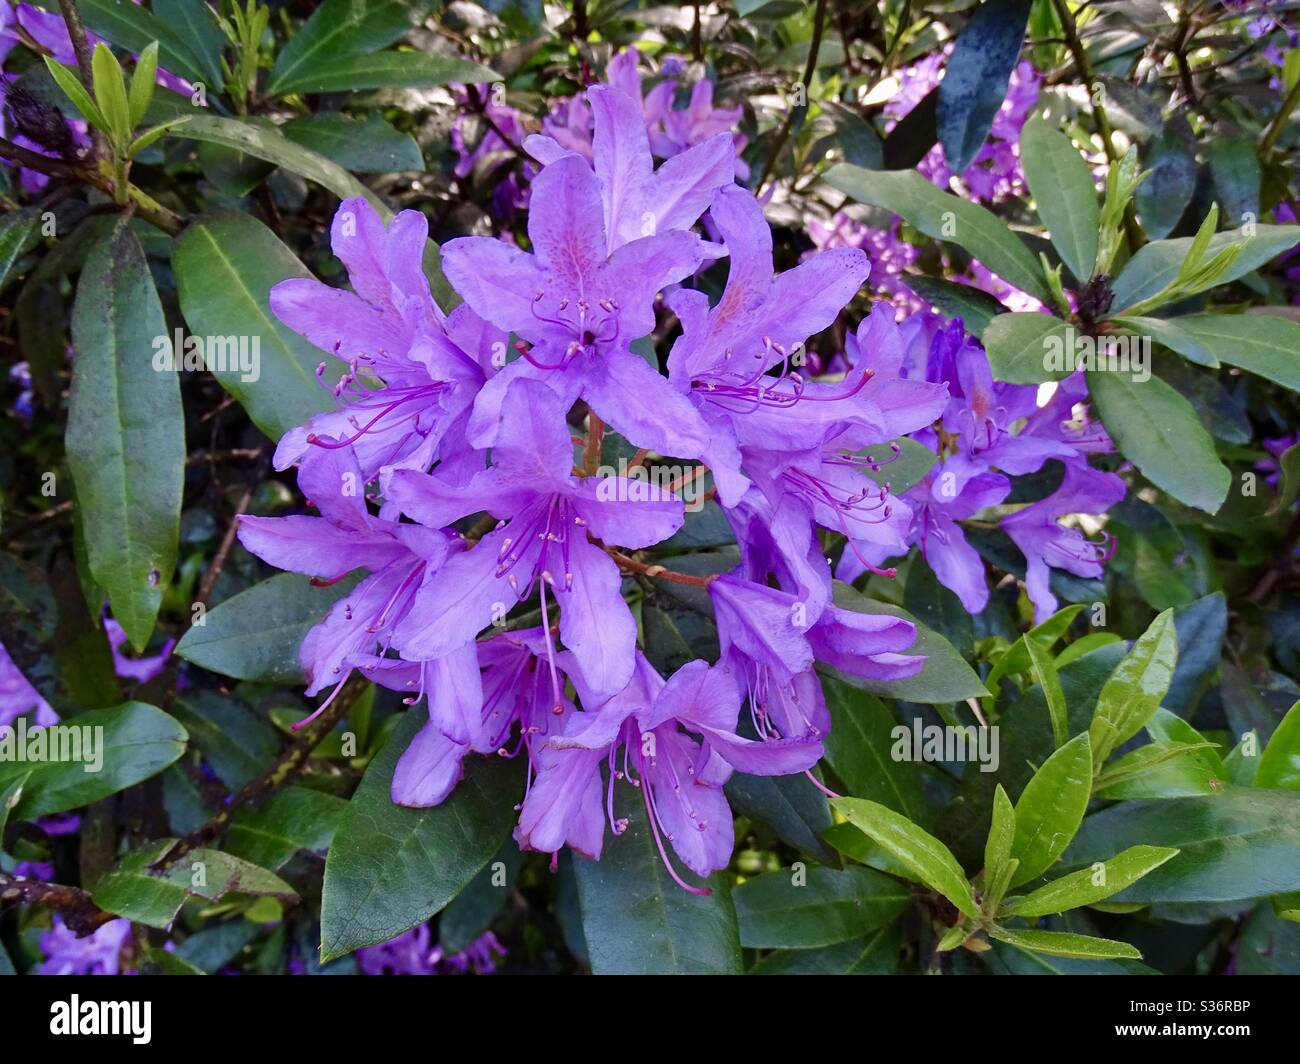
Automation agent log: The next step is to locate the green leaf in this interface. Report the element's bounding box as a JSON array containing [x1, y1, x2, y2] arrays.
[[175, 573, 360, 684], [0, 702, 187, 818], [281, 113, 423, 173], [982, 312, 1076, 384], [724, 770, 837, 865], [1088, 608, 1177, 765], [269, 50, 498, 96], [172, 212, 340, 440], [827, 582, 988, 703], [1207, 136, 1261, 224], [0, 210, 43, 296], [170, 116, 386, 213], [1238, 905, 1300, 974], [128, 41, 159, 128], [1005, 845, 1179, 917], [989, 927, 1141, 960], [1108, 224, 1300, 313], [1107, 315, 1218, 368], [984, 783, 1016, 882], [936, 0, 1032, 173], [1065, 789, 1300, 903], [748, 924, 900, 974], [1093, 740, 1224, 799], [734, 865, 908, 948], [91, 41, 131, 144], [1020, 114, 1100, 281], [825, 165, 1051, 303], [61, 0, 215, 87], [438, 844, 523, 953], [831, 797, 979, 918], [320, 710, 522, 962], [92, 840, 296, 929], [1266, 442, 1300, 516], [1088, 371, 1231, 513], [1134, 127, 1196, 240], [225, 786, 348, 869], [903, 276, 1006, 339], [1171, 314, 1300, 393], [821, 676, 929, 825], [1025, 637, 1068, 749], [1257, 700, 1300, 791], [44, 56, 108, 130], [1010, 732, 1092, 885], [0, 772, 31, 853], [267, 0, 438, 95], [67, 220, 183, 650], [168, 690, 280, 788], [152, 0, 226, 86], [574, 800, 742, 974]]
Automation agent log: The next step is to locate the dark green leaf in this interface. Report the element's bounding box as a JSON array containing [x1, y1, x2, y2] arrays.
[[1020, 113, 1099, 281], [1088, 370, 1231, 513], [282, 113, 423, 173], [320, 710, 522, 961], [937, 0, 1031, 173], [1010, 732, 1093, 885], [67, 220, 183, 651], [176, 573, 360, 684], [270, 50, 497, 96], [826, 165, 1050, 302], [226, 786, 348, 869], [734, 864, 908, 948], [1, 702, 187, 819]]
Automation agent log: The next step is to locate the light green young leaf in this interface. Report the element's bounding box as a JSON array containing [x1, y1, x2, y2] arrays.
[[1088, 609, 1178, 765], [1025, 637, 1068, 749], [1257, 700, 1300, 791], [128, 41, 159, 128], [1010, 732, 1093, 886], [1004, 845, 1180, 917], [831, 797, 979, 918], [989, 927, 1142, 960], [91, 41, 131, 145], [43, 57, 107, 131]]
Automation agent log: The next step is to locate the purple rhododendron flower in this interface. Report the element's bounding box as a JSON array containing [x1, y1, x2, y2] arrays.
[[38, 916, 132, 975], [241, 58, 1125, 892], [357, 925, 504, 975]]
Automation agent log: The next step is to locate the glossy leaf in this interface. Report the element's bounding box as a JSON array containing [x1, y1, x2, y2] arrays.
[[1020, 113, 1099, 281], [734, 865, 908, 949], [1088, 608, 1177, 765], [1088, 371, 1231, 514], [831, 797, 979, 918], [1257, 700, 1300, 791], [1010, 732, 1092, 886], [825, 165, 1050, 302], [1005, 845, 1179, 917], [989, 927, 1141, 960], [67, 220, 183, 651], [320, 710, 522, 961]]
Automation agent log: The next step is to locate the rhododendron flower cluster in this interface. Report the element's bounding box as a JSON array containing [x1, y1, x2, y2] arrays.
[[239, 66, 1124, 890]]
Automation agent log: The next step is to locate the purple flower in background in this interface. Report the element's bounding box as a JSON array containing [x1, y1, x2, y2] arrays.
[[0, 640, 57, 727], [38, 916, 132, 975], [1259, 433, 1300, 490], [104, 617, 173, 683], [357, 925, 504, 975]]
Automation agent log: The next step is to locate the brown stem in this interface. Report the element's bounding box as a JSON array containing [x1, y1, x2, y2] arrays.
[[1051, 0, 1145, 251], [153, 672, 370, 870], [606, 549, 717, 588], [757, 0, 828, 192], [197, 486, 254, 608], [55, 0, 107, 163], [0, 870, 118, 936], [582, 410, 605, 475]]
